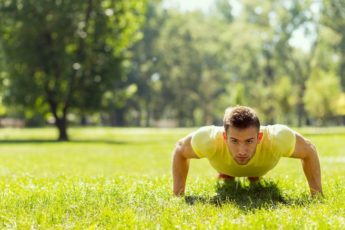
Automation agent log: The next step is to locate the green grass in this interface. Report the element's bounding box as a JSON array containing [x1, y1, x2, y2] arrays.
[[0, 127, 344, 229]]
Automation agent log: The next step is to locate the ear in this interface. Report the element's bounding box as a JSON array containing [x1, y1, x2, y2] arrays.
[[222, 131, 227, 141], [258, 132, 263, 142]]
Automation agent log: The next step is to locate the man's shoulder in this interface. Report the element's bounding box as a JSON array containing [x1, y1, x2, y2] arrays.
[[191, 125, 223, 158], [195, 125, 224, 138], [262, 124, 294, 137], [262, 124, 296, 157]]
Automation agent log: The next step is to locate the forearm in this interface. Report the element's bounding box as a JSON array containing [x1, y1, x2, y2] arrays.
[[172, 152, 190, 196], [301, 150, 323, 196]]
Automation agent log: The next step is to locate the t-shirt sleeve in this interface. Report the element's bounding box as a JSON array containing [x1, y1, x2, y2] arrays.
[[270, 125, 296, 157], [191, 126, 217, 159]]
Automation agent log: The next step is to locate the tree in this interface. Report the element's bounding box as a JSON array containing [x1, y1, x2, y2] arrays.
[[304, 69, 342, 125], [266, 0, 320, 126], [155, 10, 203, 126], [0, 0, 146, 140], [156, 10, 231, 126], [127, 0, 165, 127], [322, 0, 345, 89], [215, 0, 234, 22]]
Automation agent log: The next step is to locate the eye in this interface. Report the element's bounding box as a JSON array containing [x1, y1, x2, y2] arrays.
[[231, 139, 238, 144], [246, 139, 254, 144]]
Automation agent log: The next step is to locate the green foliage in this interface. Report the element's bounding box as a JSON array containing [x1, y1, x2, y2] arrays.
[[322, 0, 345, 88], [304, 69, 342, 123], [336, 93, 345, 115], [155, 10, 231, 126], [0, 127, 344, 228], [1, 0, 345, 128], [126, 0, 166, 126], [0, 0, 146, 138], [214, 0, 234, 22], [141, 0, 336, 127]]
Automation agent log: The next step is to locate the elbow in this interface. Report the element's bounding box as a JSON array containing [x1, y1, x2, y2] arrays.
[[307, 138, 317, 153], [302, 141, 319, 162], [173, 140, 186, 159], [302, 139, 318, 161], [308, 141, 318, 159]]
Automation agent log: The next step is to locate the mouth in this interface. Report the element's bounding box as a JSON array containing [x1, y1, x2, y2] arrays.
[[236, 156, 248, 162]]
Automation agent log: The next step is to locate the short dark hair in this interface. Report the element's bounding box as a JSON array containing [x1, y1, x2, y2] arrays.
[[223, 105, 260, 132]]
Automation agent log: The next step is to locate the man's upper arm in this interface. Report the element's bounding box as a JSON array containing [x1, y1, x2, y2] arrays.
[[290, 132, 316, 159], [175, 134, 200, 159], [270, 125, 296, 157]]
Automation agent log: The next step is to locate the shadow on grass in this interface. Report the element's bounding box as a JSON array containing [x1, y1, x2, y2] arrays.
[[185, 179, 311, 211], [0, 139, 128, 145]]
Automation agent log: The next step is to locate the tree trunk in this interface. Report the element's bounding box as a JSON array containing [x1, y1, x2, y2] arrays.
[[136, 107, 142, 126], [145, 101, 151, 127], [80, 114, 87, 126], [178, 110, 186, 127], [297, 102, 304, 127], [297, 83, 307, 127], [111, 108, 126, 126], [340, 58, 345, 90], [56, 118, 69, 141], [145, 110, 150, 127]]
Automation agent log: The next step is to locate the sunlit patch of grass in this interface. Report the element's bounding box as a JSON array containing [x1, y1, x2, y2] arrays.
[[0, 127, 344, 228]]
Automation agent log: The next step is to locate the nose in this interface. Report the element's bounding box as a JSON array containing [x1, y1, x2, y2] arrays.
[[237, 151, 247, 157], [237, 144, 248, 156]]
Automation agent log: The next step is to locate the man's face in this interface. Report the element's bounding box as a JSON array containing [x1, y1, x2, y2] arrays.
[[223, 126, 261, 165]]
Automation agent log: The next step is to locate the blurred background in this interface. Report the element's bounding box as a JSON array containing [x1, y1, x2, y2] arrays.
[[0, 0, 344, 140]]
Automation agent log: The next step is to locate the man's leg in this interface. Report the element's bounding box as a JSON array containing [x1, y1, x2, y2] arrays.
[[218, 173, 235, 181]]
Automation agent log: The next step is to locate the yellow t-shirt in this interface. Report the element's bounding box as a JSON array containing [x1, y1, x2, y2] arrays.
[[191, 125, 296, 177]]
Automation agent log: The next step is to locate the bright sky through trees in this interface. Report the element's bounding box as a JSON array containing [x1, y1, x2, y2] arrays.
[[163, 0, 214, 12], [163, 0, 241, 15], [163, 0, 320, 52]]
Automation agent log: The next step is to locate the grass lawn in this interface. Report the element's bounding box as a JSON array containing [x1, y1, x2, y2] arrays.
[[0, 127, 344, 229]]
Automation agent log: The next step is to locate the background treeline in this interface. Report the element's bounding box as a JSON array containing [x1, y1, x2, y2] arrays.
[[0, 0, 345, 140]]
